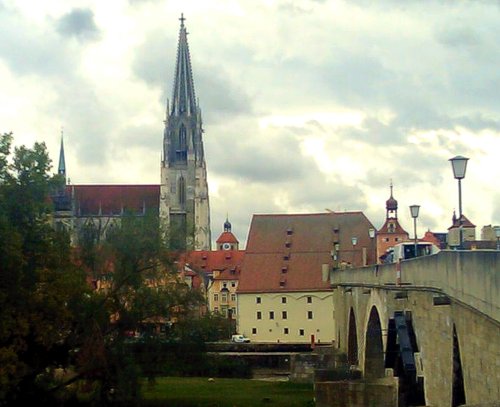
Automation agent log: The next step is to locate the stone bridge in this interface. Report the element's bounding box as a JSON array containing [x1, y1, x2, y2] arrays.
[[319, 250, 499, 407]]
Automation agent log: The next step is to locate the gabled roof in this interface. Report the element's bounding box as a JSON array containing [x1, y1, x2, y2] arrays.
[[238, 212, 377, 293], [216, 231, 239, 244], [448, 214, 476, 230], [70, 184, 160, 216], [181, 249, 245, 274], [378, 218, 409, 235]]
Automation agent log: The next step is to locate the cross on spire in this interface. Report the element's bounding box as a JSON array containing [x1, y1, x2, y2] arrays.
[[179, 13, 186, 27]]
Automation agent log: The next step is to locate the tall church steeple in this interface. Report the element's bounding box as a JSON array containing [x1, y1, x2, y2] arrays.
[[58, 129, 66, 181], [160, 14, 211, 251], [170, 13, 197, 118]]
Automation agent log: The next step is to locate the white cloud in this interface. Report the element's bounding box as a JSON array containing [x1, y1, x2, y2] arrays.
[[0, 0, 498, 247]]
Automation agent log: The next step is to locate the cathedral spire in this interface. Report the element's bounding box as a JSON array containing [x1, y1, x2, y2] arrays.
[[170, 13, 197, 117], [58, 128, 66, 181]]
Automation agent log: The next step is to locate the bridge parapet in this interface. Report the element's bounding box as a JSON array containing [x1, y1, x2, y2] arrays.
[[330, 250, 500, 323]]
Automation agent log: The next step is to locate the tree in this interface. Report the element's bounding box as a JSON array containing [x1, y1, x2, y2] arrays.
[[71, 211, 205, 404], [0, 132, 208, 405], [0, 133, 89, 404]]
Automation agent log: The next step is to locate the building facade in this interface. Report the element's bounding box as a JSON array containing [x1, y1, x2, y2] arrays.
[[237, 212, 377, 343], [160, 15, 211, 250]]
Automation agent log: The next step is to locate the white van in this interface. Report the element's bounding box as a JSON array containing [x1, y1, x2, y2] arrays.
[[231, 334, 250, 343]]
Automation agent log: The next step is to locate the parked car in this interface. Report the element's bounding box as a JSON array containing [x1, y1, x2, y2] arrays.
[[231, 334, 250, 343]]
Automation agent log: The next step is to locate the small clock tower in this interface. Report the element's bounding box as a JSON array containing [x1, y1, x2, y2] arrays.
[[376, 183, 409, 262], [216, 217, 239, 251]]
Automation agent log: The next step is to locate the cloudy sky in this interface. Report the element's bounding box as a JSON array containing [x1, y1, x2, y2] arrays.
[[1, 0, 499, 247]]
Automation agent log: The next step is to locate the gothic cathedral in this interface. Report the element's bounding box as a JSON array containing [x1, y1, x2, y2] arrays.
[[160, 15, 211, 250], [53, 15, 211, 251]]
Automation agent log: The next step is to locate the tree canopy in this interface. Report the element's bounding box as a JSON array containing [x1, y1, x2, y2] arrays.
[[0, 132, 211, 405]]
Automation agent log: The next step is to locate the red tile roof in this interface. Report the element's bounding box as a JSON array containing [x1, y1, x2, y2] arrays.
[[69, 184, 160, 216], [378, 218, 408, 235], [181, 249, 245, 274], [216, 231, 239, 244], [238, 212, 377, 293]]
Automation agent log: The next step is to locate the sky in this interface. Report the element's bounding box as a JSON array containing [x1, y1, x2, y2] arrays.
[[1, 0, 499, 248]]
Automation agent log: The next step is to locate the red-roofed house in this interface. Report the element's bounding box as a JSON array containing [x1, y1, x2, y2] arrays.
[[237, 212, 377, 343], [180, 219, 245, 320]]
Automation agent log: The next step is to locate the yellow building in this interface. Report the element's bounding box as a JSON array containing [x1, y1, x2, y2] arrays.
[[237, 212, 377, 343]]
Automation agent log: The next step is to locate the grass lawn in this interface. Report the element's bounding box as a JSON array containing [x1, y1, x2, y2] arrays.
[[141, 377, 315, 407]]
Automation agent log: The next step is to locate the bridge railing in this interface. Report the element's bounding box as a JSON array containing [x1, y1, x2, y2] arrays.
[[330, 250, 500, 323]]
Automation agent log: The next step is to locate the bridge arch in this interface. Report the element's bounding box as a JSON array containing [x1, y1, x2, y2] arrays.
[[347, 307, 358, 366], [452, 323, 466, 406], [364, 305, 385, 379]]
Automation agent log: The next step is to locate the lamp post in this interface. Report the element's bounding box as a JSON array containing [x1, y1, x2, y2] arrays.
[[449, 156, 469, 248], [351, 236, 358, 267], [410, 205, 420, 258], [368, 228, 375, 266]]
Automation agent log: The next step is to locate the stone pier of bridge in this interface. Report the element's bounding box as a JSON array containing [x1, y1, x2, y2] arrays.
[[315, 250, 499, 407]]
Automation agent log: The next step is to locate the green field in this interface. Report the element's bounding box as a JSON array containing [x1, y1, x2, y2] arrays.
[[142, 377, 315, 407]]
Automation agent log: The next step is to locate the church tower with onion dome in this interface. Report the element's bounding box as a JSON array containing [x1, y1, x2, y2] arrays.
[[160, 14, 211, 250], [376, 182, 409, 262]]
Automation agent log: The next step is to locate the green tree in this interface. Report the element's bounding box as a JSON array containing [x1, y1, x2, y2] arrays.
[[72, 211, 205, 404], [0, 133, 88, 405], [0, 133, 209, 405]]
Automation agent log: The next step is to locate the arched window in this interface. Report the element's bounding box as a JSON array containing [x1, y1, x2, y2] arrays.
[[176, 125, 187, 161], [178, 176, 186, 206], [179, 125, 187, 151]]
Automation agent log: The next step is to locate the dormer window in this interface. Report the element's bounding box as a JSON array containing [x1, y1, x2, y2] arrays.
[[285, 241, 291, 248], [281, 266, 288, 273], [286, 228, 293, 235], [283, 254, 290, 261]]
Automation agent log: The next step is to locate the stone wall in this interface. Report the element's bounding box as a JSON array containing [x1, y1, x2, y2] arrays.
[[329, 251, 500, 406]]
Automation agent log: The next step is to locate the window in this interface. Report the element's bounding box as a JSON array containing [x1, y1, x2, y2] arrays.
[[299, 329, 304, 336], [269, 311, 274, 320], [231, 307, 236, 316], [221, 294, 227, 302], [231, 282, 236, 288], [282, 311, 287, 319], [223, 283, 227, 288], [284, 328, 289, 335], [281, 266, 288, 273], [257, 311, 262, 320], [308, 311, 313, 319], [252, 328, 257, 335], [283, 254, 290, 261], [395, 237, 399, 242], [281, 297, 287, 304], [384, 237, 389, 242], [256, 297, 261, 304], [285, 241, 291, 248], [231, 294, 236, 302], [178, 176, 186, 206], [213, 294, 219, 302], [307, 296, 312, 304]]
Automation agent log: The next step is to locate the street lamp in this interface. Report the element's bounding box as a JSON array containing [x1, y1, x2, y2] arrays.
[[449, 156, 469, 248], [410, 205, 420, 258], [351, 237, 358, 266]]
